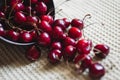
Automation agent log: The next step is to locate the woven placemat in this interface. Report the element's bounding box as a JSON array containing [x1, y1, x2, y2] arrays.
[[0, 0, 120, 80]]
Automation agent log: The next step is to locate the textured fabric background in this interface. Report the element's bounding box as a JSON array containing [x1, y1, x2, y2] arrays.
[[0, 0, 120, 80]]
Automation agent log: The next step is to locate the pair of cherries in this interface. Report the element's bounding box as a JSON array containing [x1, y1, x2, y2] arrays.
[[0, 0, 110, 79]]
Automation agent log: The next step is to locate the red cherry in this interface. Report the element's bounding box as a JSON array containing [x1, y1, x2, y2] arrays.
[[35, 2, 47, 15], [30, 30, 37, 41], [89, 63, 105, 79], [13, 3, 25, 12], [74, 54, 86, 64], [63, 37, 76, 47], [26, 45, 41, 61], [76, 39, 92, 54], [31, 0, 38, 4], [14, 12, 27, 24], [71, 18, 84, 30], [20, 31, 33, 42], [68, 27, 82, 40], [41, 15, 54, 25], [93, 44, 110, 58], [27, 16, 38, 24], [51, 42, 62, 50], [25, 6, 32, 13], [6, 30, 19, 41], [63, 18, 70, 28], [0, 11, 5, 18], [63, 45, 76, 61], [37, 32, 51, 46], [0, 24, 5, 36], [48, 49, 62, 64], [54, 19, 66, 31], [10, 0, 22, 6], [38, 21, 52, 34]]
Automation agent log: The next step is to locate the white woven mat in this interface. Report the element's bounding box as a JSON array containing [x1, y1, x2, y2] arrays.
[[0, 0, 120, 80]]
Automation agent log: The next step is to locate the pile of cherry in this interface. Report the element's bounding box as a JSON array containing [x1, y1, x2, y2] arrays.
[[0, 0, 110, 79]]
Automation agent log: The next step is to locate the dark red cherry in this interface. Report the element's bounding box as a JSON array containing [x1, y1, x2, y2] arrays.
[[93, 44, 110, 58], [54, 19, 66, 31], [10, 0, 22, 6], [68, 27, 82, 40], [71, 18, 84, 30], [41, 15, 54, 25], [74, 54, 86, 64], [30, 30, 37, 41], [42, 0, 51, 3], [13, 3, 25, 12], [20, 31, 33, 42], [63, 18, 70, 28], [37, 32, 51, 46], [31, 0, 38, 4], [14, 12, 27, 24], [76, 39, 92, 54], [26, 45, 41, 61], [51, 42, 62, 50], [25, 6, 32, 13], [52, 26, 64, 41], [35, 2, 47, 15], [0, 11, 5, 18], [48, 49, 62, 64], [63, 45, 76, 61], [6, 30, 19, 41], [27, 16, 38, 24], [0, 24, 5, 36], [89, 63, 105, 79], [38, 21, 52, 34], [63, 37, 76, 47]]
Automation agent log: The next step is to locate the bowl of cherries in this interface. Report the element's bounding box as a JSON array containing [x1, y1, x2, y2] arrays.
[[0, 0, 55, 45]]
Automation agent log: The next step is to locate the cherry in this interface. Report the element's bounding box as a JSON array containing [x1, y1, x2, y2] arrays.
[[54, 19, 66, 31], [52, 26, 64, 41], [38, 21, 52, 34], [14, 12, 27, 24], [20, 31, 33, 42], [71, 18, 84, 30], [6, 30, 19, 41], [37, 32, 51, 47], [13, 3, 25, 12], [0, 24, 5, 36], [10, 0, 22, 6], [89, 63, 105, 79], [26, 45, 41, 61], [35, 1, 47, 15], [76, 39, 92, 54], [74, 54, 86, 64], [68, 27, 82, 40], [0, 11, 5, 18], [48, 49, 62, 64], [63, 45, 76, 61], [51, 42, 62, 50], [25, 6, 32, 13], [42, 0, 51, 4], [27, 16, 38, 24], [30, 30, 37, 41], [93, 44, 110, 58], [63, 37, 76, 47], [31, 0, 38, 4], [63, 18, 70, 28], [41, 15, 54, 25]]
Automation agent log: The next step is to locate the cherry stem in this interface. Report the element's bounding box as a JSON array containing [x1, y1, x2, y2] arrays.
[[83, 14, 91, 21], [29, 0, 32, 16], [84, 22, 104, 28]]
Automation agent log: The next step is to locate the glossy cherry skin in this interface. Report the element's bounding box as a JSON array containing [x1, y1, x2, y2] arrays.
[[51, 42, 62, 50], [13, 3, 25, 12], [48, 49, 62, 64], [41, 15, 54, 25], [63, 37, 76, 47], [30, 30, 37, 41], [93, 44, 110, 58], [0, 11, 5, 18], [74, 54, 86, 64], [6, 30, 19, 41], [63, 45, 76, 61], [54, 19, 66, 31], [89, 63, 105, 79], [35, 2, 47, 15], [63, 18, 70, 28], [76, 39, 92, 54], [37, 32, 51, 47], [26, 45, 41, 61], [71, 18, 84, 30], [52, 26, 64, 41], [68, 27, 82, 40], [10, 0, 22, 6], [20, 31, 33, 42], [14, 12, 27, 24], [0, 26, 5, 36], [27, 16, 38, 24], [39, 21, 52, 34]]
